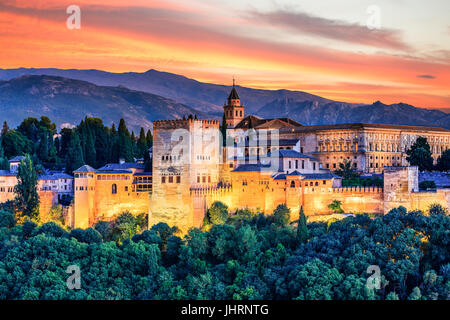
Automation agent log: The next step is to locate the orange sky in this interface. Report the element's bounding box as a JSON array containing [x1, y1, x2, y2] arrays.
[[0, 0, 449, 109]]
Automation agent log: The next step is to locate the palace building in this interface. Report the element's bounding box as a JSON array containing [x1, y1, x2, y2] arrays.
[[2, 83, 450, 232]]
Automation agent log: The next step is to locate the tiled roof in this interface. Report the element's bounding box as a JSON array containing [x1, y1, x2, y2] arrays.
[[73, 165, 96, 173], [273, 173, 287, 180], [133, 172, 153, 176], [97, 162, 145, 171], [301, 173, 341, 180], [234, 115, 302, 129], [232, 163, 272, 172], [39, 173, 73, 180], [287, 170, 302, 176], [228, 85, 240, 100], [96, 170, 133, 174], [0, 170, 15, 176], [9, 155, 25, 162], [268, 149, 318, 160], [229, 138, 299, 147]]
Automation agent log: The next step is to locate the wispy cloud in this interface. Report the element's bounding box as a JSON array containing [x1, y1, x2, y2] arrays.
[[249, 10, 411, 50], [417, 74, 436, 79]]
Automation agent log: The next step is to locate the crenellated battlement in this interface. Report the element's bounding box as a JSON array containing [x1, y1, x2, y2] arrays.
[[153, 119, 220, 130], [332, 186, 383, 193]]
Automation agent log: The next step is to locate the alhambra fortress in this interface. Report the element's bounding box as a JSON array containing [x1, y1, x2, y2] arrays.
[[2, 84, 450, 232]]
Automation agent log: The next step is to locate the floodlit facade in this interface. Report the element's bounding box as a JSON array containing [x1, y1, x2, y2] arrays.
[[3, 86, 450, 232]]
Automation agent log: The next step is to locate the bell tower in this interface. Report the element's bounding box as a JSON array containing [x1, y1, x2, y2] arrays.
[[224, 78, 244, 128]]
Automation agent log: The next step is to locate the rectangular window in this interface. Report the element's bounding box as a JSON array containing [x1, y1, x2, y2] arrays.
[[302, 160, 305, 169], [295, 160, 298, 169], [161, 177, 166, 183], [169, 176, 173, 183], [313, 162, 316, 170], [288, 161, 291, 169], [176, 176, 180, 183]]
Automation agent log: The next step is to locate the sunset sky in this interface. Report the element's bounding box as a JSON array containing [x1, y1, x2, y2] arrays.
[[0, 0, 449, 109]]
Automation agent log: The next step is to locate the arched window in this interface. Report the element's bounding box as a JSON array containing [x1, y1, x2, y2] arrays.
[[112, 184, 117, 194], [290, 181, 295, 188]]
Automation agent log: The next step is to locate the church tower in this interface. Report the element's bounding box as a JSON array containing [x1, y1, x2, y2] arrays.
[[223, 78, 244, 128]]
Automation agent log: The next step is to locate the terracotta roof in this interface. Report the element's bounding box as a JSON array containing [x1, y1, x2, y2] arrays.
[[234, 115, 302, 129]]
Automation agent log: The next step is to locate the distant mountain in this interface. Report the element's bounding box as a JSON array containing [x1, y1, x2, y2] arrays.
[[0, 68, 449, 130], [0, 68, 337, 115], [257, 99, 450, 128], [0, 75, 211, 131]]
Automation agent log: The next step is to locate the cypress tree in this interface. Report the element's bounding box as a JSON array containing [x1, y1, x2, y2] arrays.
[[117, 119, 133, 162], [144, 147, 152, 172], [85, 132, 97, 167], [38, 130, 49, 162], [137, 128, 148, 158], [1, 121, 9, 136], [65, 131, 85, 174], [0, 142, 9, 170], [297, 206, 308, 243], [221, 113, 228, 146], [14, 154, 40, 221]]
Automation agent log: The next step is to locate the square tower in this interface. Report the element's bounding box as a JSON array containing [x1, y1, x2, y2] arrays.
[[150, 119, 220, 232]]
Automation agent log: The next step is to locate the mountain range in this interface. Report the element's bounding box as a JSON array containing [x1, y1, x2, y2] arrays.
[[0, 68, 449, 131]]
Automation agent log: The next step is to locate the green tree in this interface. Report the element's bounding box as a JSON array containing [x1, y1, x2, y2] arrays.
[[328, 200, 344, 213], [436, 149, 450, 171], [0, 143, 9, 170], [335, 159, 359, 179], [207, 201, 229, 225], [273, 204, 290, 225], [14, 154, 40, 221], [137, 128, 148, 158], [406, 136, 433, 171], [220, 114, 227, 146], [1, 130, 32, 158], [65, 131, 85, 174], [117, 119, 133, 162], [84, 132, 97, 167], [297, 206, 308, 243], [1, 121, 9, 136], [38, 130, 49, 162], [428, 203, 448, 216]]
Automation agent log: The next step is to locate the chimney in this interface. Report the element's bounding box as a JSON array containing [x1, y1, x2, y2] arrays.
[[119, 158, 125, 164]]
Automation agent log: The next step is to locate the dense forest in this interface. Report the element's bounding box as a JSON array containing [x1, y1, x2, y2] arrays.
[[0, 204, 448, 300], [0, 116, 153, 173]]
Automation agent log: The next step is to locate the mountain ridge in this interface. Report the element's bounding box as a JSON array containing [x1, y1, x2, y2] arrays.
[[0, 68, 449, 130], [0, 75, 211, 132]]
